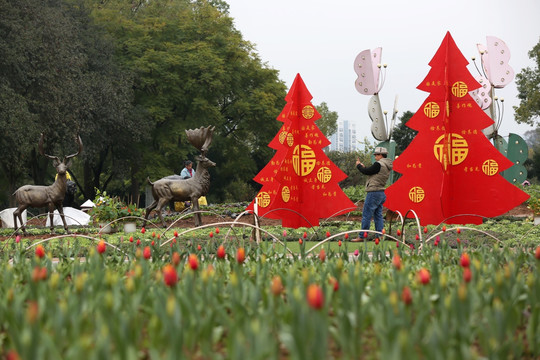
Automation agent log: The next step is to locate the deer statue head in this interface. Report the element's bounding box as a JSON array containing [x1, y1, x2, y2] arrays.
[[39, 133, 83, 175]]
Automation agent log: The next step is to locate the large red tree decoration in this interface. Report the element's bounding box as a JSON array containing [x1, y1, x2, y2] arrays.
[[384, 32, 529, 225], [246, 74, 356, 228]]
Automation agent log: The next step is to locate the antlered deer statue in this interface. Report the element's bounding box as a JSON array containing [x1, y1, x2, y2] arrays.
[[13, 134, 83, 234], [144, 126, 216, 227]]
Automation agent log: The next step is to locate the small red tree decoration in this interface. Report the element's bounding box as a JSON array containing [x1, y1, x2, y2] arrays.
[[246, 74, 355, 228], [385, 32, 529, 225]]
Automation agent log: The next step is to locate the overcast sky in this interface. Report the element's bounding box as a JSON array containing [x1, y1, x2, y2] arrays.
[[226, 0, 540, 141]]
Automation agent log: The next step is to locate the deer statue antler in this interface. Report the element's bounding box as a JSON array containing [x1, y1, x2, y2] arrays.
[[39, 133, 60, 162], [65, 135, 83, 161], [185, 126, 215, 156]]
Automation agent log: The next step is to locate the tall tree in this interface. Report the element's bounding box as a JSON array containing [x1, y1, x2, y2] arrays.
[[0, 0, 147, 204], [315, 102, 338, 138], [89, 0, 287, 202], [514, 38, 540, 126], [391, 111, 416, 155]]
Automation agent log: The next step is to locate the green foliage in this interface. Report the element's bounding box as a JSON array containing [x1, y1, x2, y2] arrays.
[[514, 37, 540, 126], [391, 110, 416, 155], [88, 0, 287, 202], [1, 232, 540, 358], [315, 102, 338, 138]]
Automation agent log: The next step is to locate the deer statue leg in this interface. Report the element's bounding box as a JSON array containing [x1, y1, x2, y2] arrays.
[[13, 206, 27, 235], [48, 203, 56, 234], [143, 200, 159, 228], [192, 196, 201, 227], [56, 204, 70, 234], [155, 198, 170, 227]]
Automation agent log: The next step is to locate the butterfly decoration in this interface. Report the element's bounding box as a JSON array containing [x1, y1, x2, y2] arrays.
[[470, 36, 527, 183], [470, 36, 514, 139], [353, 48, 397, 141]]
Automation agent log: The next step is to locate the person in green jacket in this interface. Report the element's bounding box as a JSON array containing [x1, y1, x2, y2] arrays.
[[356, 147, 393, 239]]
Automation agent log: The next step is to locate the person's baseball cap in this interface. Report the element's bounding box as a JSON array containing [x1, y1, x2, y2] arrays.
[[374, 147, 388, 155]]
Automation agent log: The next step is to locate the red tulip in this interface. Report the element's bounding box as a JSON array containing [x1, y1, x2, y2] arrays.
[[188, 254, 199, 270], [344, 233, 349, 240], [141, 227, 146, 234], [15, 235, 21, 243], [197, 244, 202, 251], [460, 253, 471, 268], [298, 238, 303, 245], [375, 238, 380, 245], [5, 350, 20, 360], [415, 234, 419, 241], [35, 244, 45, 258], [329, 277, 339, 292], [354, 249, 359, 256], [392, 253, 402, 270], [271, 276, 284, 296], [143, 246, 151, 260], [236, 248, 245, 264], [136, 239, 141, 246], [535, 246, 540, 260], [32, 266, 47, 282], [381, 229, 386, 235], [401, 286, 412, 305], [282, 230, 287, 237], [319, 249, 326, 262], [174, 230, 178, 238], [326, 231, 331, 238], [129, 236, 134, 243], [397, 229, 402, 236], [151, 240, 155, 246], [163, 265, 178, 287], [152, 231, 156, 238], [96, 240, 106, 254], [307, 284, 324, 309], [417, 268, 430, 285], [209, 231, 214, 238], [338, 240, 342, 247], [363, 232, 368, 238], [463, 268, 472, 283], [457, 228, 461, 234], [215, 227, 220, 234], [303, 231, 307, 239], [217, 245, 226, 259], [423, 227, 428, 234], [442, 225, 447, 232], [172, 252, 181, 266]]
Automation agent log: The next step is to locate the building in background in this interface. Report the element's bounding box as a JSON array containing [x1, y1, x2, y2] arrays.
[[327, 120, 358, 152]]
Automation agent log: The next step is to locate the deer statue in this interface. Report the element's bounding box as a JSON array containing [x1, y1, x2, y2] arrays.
[[13, 134, 83, 234], [144, 126, 216, 227]]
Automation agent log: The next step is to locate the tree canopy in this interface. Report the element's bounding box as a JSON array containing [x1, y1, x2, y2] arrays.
[[514, 37, 540, 126], [0, 0, 288, 206], [391, 111, 416, 155]]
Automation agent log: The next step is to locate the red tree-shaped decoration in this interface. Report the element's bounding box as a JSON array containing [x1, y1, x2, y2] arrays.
[[385, 32, 529, 225], [246, 74, 356, 228]]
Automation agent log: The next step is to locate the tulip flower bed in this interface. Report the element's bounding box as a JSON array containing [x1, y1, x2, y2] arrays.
[[1, 226, 540, 360]]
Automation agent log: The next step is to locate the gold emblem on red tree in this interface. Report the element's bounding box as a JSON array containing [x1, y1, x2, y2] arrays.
[[279, 131, 287, 144], [317, 167, 332, 183], [286, 133, 294, 147], [292, 145, 316, 176], [408, 186, 425, 203], [451, 81, 468, 97], [256, 192, 271, 208], [482, 159, 499, 176], [302, 105, 315, 119], [433, 133, 468, 167], [281, 186, 291, 202], [423, 102, 440, 118]]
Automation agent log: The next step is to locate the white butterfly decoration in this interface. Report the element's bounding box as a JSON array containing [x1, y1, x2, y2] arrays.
[[354, 48, 397, 141], [470, 36, 514, 138]]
